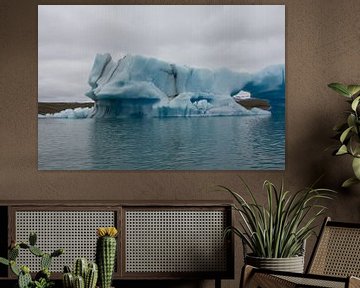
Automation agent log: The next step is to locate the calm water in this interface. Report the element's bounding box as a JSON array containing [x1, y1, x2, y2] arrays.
[[38, 115, 285, 170]]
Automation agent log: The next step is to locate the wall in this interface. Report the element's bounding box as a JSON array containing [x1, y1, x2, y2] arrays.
[[0, 0, 360, 287]]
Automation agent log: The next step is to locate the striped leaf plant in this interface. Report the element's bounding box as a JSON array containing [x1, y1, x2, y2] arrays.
[[222, 179, 335, 258]]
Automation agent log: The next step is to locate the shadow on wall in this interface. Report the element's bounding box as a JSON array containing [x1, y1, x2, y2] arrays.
[[293, 107, 360, 222]]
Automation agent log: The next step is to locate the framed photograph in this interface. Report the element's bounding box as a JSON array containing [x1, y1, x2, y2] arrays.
[[38, 5, 285, 170]]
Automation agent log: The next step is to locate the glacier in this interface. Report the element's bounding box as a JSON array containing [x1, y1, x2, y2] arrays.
[[38, 54, 285, 119], [83, 54, 284, 118]]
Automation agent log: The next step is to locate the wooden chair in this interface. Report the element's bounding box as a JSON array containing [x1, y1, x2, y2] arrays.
[[241, 217, 360, 288]]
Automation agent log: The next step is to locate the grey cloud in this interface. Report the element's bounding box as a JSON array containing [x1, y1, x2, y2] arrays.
[[38, 5, 284, 102]]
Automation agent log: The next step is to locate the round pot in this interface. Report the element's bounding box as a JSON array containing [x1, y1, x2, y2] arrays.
[[245, 254, 304, 273]]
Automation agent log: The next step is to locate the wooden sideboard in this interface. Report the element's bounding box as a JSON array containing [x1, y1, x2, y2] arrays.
[[0, 201, 234, 288]]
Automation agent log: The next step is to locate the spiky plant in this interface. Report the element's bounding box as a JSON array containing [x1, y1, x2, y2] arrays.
[[221, 179, 335, 258], [0, 232, 63, 288], [63, 260, 98, 288], [96, 227, 118, 288]]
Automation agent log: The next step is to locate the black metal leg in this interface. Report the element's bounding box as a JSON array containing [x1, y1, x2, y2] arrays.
[[215, 278, 221, 288]]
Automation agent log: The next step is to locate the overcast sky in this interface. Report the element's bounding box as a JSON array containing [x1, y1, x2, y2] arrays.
[[38, 5, 285, 102]]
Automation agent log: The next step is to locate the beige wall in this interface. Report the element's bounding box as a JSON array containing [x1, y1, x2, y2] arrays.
[[1, 0, 360, 287]]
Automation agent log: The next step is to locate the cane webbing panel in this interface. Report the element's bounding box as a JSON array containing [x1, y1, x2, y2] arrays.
[[249, 273, 297, 288], [125, 210, 227, 273], [277, 275, 345, 288], [309, 226, 360, 277], [15, 211, 115, 272]]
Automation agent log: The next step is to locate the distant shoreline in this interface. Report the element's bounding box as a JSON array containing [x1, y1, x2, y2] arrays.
[[38, 102, 94, 115], [235, 98, 270, 111], [38, 98, 270, 116]]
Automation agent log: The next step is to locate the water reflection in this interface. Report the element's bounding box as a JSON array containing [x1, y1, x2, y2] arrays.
[[38, 114, 284, 170]]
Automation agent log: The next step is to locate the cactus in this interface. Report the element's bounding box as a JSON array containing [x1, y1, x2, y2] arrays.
[[96, 227, 118, 288], [9, 246, 19, 260], [18, 266, 32, 288], [29, 245, 44, 257], [18, 270, 32, 288], [63, 272, 74, 288], [85, 263, 98, 288], [63, 260, 98, 288], [62, 265, 74, 288], [0, 232, 63, 288], [21, 265, 30, 274], [74, 258, 88, 279], [35, 268, 51, 281], [51, 248, 64, 258], [41, 253, 52, 270], [29, 232, 37, 246], [10, 260, 20, 276], [74, 275, 85, 288], [19, 243, 30, 249]]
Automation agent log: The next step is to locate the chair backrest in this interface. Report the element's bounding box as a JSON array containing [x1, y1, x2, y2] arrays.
[[307, 217, 360, 277]]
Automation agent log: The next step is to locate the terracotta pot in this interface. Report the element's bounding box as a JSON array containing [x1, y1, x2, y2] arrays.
[[245, 254, 304, 273]]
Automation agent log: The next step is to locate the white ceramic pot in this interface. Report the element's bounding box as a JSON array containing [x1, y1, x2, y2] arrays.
[[245, 254, 305, 273]]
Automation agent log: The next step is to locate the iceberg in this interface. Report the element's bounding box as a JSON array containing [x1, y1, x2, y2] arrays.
[[38, 107, 93, 119], [84, 54, 283, 118], [38, 54, 284, 119], [232, 90, 251, 101]]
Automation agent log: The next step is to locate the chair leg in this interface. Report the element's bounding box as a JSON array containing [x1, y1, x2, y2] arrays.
[[240, 265, 255, 288]]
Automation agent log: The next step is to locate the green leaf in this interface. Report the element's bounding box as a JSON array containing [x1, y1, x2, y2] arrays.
[[352, 96, 360, 111], [10, 261, 20, 276], [347, 85, 360, 97], [222, 179, 335, 258], [349, 135, 360, 156], [336, 144, 348, 155], [347, 114, 356, 128], [340, 126, 352, 143], [0, 257, 9, 266], [352, 157, 360, 179], [342, 177, 360, 188], [328, 83, 351, 97]]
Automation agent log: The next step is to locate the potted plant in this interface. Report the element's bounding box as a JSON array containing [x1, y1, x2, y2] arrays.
[[96, 227, 118, 288], [62, 258, 98, 288], [328, 83, 360, 187], [0, 232, 63, 288], [221, 179, 334, 273]]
